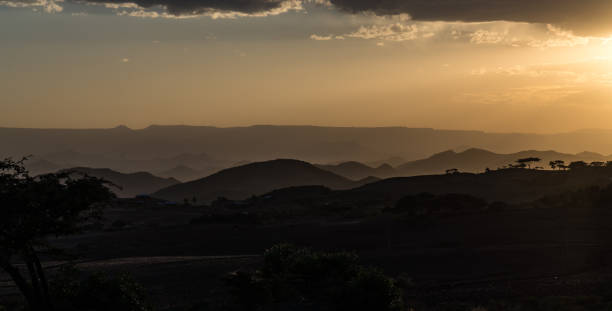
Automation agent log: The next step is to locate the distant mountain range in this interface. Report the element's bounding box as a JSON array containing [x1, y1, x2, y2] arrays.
[[316, 162, 395, 180], [22, 151, 224, 179], [395, 148, 612, 176], [313, 148, 612, 180], [27, 147, 612, 202], [5, 126, 612, 169], [62, 167, 180, 198], [22, 146, 612, 202], [152, 159, 368, 203], [156, 165, 204, 182], [25, 159, 61, 175]]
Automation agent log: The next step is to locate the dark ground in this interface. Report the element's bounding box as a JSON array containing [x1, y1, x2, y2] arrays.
[[3, 205, 612, 310]]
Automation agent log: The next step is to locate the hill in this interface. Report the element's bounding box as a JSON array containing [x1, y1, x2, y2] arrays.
[[152, 159, 363, 203], [397, 148, 611, 176], [27, 150, 225, 179], [63, 167, 180, 198], [157, 165, 204, 182], [5, 126, 612, 167], [315, 149, 610, 179], [348, 166, 612, 203], [25, 158, 60, 176], [316, 161, 396, 180]]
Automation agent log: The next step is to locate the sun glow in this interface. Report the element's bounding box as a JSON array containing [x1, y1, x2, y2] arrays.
[[602, 37, 612, 57]]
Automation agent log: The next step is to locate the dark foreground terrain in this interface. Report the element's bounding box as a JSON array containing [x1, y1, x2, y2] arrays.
[[4, 203, 612, 310], [5, 164, 612, 310]]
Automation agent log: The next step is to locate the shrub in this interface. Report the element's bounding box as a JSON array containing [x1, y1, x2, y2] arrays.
[[226, 244, 404, 311], [49, 266, 150, 311]]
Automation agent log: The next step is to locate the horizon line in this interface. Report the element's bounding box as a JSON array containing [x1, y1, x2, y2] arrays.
[[1, 124, 612, 136]]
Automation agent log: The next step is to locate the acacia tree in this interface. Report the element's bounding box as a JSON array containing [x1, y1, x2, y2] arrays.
[[0, 158, 114, 311], [516, 157, 541, 169], [549, 160, 565, 170]]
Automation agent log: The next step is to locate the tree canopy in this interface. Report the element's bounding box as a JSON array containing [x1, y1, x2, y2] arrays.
[[0, 158, 115, 310], [516, 157, 541, 169]]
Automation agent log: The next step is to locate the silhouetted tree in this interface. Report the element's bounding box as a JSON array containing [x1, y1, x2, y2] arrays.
[[509, 163, 526, 169], [569, 161, 588, 170], [445, 168, 459, 175], [516, 157, 541, 169], [549, 160, 565, 170], [0, 158, 114, 311], [590, 161, 605, 167]]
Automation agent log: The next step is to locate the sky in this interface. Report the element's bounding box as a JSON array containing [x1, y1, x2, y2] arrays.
[[1, 0, 612, 133]]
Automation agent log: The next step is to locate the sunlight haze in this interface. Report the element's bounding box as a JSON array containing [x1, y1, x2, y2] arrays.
[[1, 1, 612, 132]]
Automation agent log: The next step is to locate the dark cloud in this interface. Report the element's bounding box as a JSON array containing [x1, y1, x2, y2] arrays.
[[329, 0, 612, 36], [4, 0, 612, 36], [79, 0, 290, 15]]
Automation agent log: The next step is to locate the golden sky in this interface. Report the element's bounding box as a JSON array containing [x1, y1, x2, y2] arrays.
[[1, 0, 612, 132]]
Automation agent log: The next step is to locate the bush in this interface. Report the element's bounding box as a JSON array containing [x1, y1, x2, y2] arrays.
[[226, 244, 404, 311], [339, 267, 405, 311], [49, 266, 150, 311]]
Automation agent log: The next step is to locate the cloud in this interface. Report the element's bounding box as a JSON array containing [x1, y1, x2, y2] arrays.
[[328, 0, 612, 36], [4, 0, 611, 39], [83, 0, 299, 15], [310, 34, 333, 40], [312, 20, 443, 43], [88, 0, 307, 19], [347, 23, 421, 41], [0, 0, 63, 13], [1, 0, 306, 18], [313, 20, 594, 50], [471, 59, 612, 85], [469, 29, 505, 45], [527, 25, 590, 48]]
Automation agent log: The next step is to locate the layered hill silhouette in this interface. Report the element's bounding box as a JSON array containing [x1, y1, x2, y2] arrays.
[[316, 162, 396, 180], [152, 159, 365, 203], [23, 150, 224, 179], [62, 167, 180, 198], [157, 165, 203, 182], [346, 166, 612, 203], [396, 148, 612, 176], [311, 149, 612, 180], [25, 158, 61, 176], [5, 126, 612, 169]]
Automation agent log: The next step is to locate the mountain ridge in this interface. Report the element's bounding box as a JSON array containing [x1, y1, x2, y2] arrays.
[[6, 126, 612, 166], [61, 167, 180, 198], [152, 159, 367, 203]]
